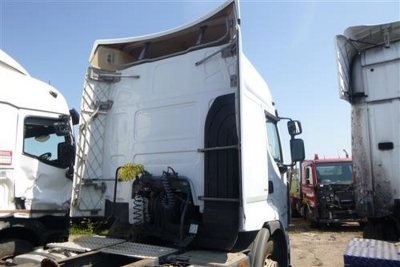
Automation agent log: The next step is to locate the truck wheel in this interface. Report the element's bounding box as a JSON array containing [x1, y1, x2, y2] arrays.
[[363, 219, 398, 241], [251, 228, 283, 267], [363, 221, 383, 240], [309, 219, 320, 229], [304, 206, 320, 228], [291, 203, 301, 218], [0, 239, 34, 260]]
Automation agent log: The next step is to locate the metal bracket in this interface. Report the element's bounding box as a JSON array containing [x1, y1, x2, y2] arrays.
[[195, 43, 234, 66], [383, 28, 390, 48], [197, 144, 238, 153], [230, 74, 238, 87], [89, 68, 121, 83], [221, 43, 237, 58], [94, 100, 113, 111]]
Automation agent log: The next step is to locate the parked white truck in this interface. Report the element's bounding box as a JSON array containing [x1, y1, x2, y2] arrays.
[[336, 21, 400, 266], [0, 50, 78, 259], [9, 1, 305, 266], [336, 20, 400, 241]]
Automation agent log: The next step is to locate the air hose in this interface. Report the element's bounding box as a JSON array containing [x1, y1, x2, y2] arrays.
[[161, 167, 176, 210]]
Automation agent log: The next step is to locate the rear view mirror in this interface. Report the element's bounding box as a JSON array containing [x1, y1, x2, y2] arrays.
[[69, 108, 80, 125], [58, 142, 75, 168], [290, 138, 305, 163], [287, 120, 302, 136]]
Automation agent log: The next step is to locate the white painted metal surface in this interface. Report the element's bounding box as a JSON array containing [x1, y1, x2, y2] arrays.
[[0, 49, 73, 218], [335, 21, 400, 218], [71, 0, 287, 234]]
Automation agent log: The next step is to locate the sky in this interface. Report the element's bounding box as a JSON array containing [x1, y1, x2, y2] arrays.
[[1, 0, 399, 161]]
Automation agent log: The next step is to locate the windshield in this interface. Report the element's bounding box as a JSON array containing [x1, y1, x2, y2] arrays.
[[316, 161, 353, 185]]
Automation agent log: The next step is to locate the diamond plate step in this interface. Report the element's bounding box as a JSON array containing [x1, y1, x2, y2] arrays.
[[101, 242, 178, 258], [47, 236, 125, 252]]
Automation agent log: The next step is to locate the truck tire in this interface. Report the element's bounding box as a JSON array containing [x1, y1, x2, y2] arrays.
[[363, 222, 383, 240], [0, 239, 34, 260], [304, 206, 320, 228], [291, 200, 301, 218], [251, 228, 283, 267], [363, 218, 398, 241]]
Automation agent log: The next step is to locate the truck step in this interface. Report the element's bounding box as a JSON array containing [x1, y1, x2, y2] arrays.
[[47, 236, 178, 259], [101, 242, 178, 258], [47, 236, 126, 252], [344, 238, 400, 267]]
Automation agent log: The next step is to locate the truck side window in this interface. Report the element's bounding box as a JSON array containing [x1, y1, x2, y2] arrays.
[[266, 117, 283, 163], [23, 117, 69, 168], [305, 166, 314, 185]]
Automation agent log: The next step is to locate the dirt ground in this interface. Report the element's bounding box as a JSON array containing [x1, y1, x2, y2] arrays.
[[68, 218, 361, 267], [287, 217, 363, 267]]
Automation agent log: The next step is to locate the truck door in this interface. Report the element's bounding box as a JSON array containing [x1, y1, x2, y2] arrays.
[[302, 162, 317, 208], [13, 111, 74, 217]]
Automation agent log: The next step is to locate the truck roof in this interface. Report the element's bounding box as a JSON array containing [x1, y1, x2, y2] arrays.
[[0, 51, 69, 114], [0, 49, 29, 76], [88, 0, 238, 72], [335, 21, 400, 102], [341, 21, 400, 51], [303, 157, 352, 164]]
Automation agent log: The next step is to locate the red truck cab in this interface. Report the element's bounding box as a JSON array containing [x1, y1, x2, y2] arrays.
[[298, 155, 365, 227]]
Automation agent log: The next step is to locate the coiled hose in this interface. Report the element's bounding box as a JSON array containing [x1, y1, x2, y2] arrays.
[[161, 169, 176, 210], [131, 195, 144, 225]]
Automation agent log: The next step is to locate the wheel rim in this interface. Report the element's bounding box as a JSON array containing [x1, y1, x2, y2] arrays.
[[251, 227, 287, 267], [263, 239, 279, 267]]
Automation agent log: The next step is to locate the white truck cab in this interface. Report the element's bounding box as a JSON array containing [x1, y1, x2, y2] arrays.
[[336, 21, 400, 240], [0, 49, 77, 259], [69, 0, 303, 265], [8, 1, 304, 266]]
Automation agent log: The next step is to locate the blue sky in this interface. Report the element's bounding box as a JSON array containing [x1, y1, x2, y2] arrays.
[[1, 0, 399, 160]]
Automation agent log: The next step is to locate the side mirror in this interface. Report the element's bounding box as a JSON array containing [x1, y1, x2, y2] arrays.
[[287, 120, 302, 136], [290, 138, 305, 163], [69, 108, 80, 125], [58, 142, 75, 168]]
